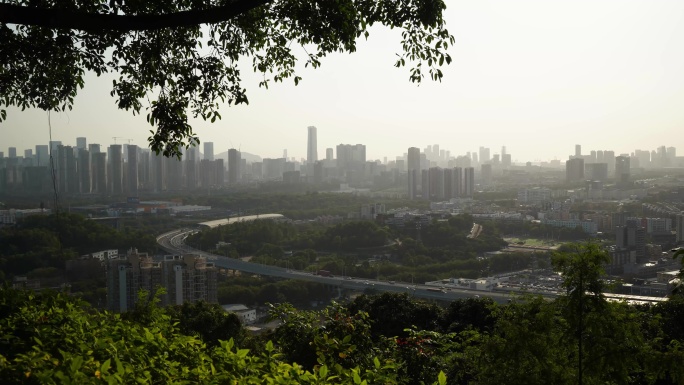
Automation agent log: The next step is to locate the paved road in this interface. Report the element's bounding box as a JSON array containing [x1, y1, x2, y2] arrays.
[[157, 229, 524, 304]]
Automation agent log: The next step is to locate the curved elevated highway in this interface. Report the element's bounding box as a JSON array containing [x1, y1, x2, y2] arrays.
[[157, 228, 532, 304]]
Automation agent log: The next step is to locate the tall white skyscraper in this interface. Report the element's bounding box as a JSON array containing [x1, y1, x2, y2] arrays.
[[307, 126, 318, 164]]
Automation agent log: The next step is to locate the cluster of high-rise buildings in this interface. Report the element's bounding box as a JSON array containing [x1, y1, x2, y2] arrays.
[[2, 131, 681, 197], [0, 138, 227, 195], [566, 144, 680, 185]]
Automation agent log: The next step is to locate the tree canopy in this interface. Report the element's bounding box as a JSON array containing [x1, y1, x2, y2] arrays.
[[1, 0, 454, 158]]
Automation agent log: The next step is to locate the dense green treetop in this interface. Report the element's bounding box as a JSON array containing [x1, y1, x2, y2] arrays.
[[1, 0, 453, 158], [3, 280, 684, 384], [0, 213, 155, 280]]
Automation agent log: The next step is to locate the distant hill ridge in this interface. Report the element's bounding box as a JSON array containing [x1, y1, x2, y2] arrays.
[[213, 151, 262, 163]]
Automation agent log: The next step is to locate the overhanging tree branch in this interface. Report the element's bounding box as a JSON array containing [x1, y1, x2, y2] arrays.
[[0, 0, 271, 32]]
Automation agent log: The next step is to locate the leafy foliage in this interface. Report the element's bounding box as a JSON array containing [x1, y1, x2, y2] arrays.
[[1, 0, 454, 158], [0, 288, 427, 384]]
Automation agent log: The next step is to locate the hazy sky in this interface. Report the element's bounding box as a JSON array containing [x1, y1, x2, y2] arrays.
[[3, 0, 684, 163]]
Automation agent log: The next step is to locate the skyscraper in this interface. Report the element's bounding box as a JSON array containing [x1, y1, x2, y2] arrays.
[[228, 148, 241, 184], [8, 147, 17, 158], [78, 148, 91, 193], [151, 152, 165, 192], [615, 155, 630, 185], [481, 164, 492, 185], [76, 137, 87, 151], [575, 144, 581, 157], [204, 142, 214, 161], [49, 141, 62, 158], [109, 144, 123, 194], [407, 147, 421, 199], [35, 145, 49, 167], [307, 126, 318, 164], [566, 158, 584, 183], [93, 152, 107, 193], [185, 147, 198, 189], [127, 145, 139, 194], [88, 144, 101, 154], [24, 149, 33, 160], [479, 147, 490, 164], [464, 167, 475, 197], [453, 167, 463, 197]]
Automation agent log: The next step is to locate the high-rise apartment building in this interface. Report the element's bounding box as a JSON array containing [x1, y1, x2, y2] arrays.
[[76, 137, 87, 151], [575, 144, 581, 157], [109, 144, 123, 194], [78, 148, 91, 193], [634, 149, 650, 168], [127, 145, 139, 194], [204, 142, 214, 161], [35, 145, 49, 167], [615, 155, 630, 185], [421, 169, 430, 201], [49, 141, 62, 158], [151, 152, 165, 192], [481, 164, 492, 185], [453, 167, 463, 197], [603, 150, 615, 173], [106, 250, 217, 312], [336, 144, 366, 183], [615, 220, 646, 264], [185, 147, 198, 190], [166, 157, 183, 190], [667, 147, 677, 164], [408, 168, 418, 200], [565, 158, 584, 183], [228, 148, 241, 184], [88, 144, 101, 154], [8, 147, 17, 158], [407, 147, 421, 199], [478, 147, 490, 164], [56, 145, 74, 193], [585, 163, 607, 181], [464, 167, 475, 197], [93, 152, 107, 193], [336, 144, 366, 166], [215, 159, 225, 186]]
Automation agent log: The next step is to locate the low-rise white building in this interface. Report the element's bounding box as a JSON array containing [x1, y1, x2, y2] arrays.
[[222, 304, 257, 325]]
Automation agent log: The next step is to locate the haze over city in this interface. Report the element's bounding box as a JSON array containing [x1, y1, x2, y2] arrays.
[[3, 0, 684, 161]]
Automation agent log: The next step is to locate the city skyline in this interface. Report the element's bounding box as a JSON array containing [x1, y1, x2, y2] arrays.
[[3, 1, 684, 161], [0, 137, 677, 166]]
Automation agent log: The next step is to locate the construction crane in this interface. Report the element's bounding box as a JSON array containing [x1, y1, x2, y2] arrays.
[[112, 137, 123, 144]]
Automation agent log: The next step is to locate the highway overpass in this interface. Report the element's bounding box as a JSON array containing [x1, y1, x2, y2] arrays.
[[157, 229, 533, 304]]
